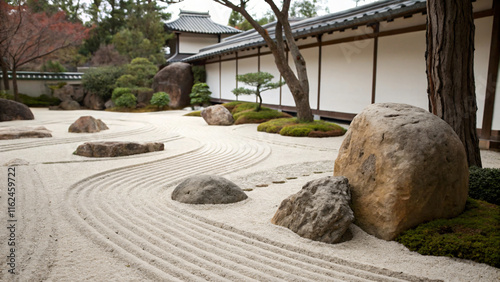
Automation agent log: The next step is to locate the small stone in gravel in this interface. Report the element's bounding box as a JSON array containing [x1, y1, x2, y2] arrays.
[[256, 184, 269, 187], [272, 181, 286, 184]]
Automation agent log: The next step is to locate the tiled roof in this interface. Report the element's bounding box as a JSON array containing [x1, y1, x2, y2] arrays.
[[182, 0, 426, 62], [1, 71, 83, 80], [165, 10, 242, 34]]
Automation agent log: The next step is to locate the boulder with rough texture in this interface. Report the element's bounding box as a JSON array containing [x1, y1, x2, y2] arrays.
[[0, 98, 34, 121], [0, 126, 52, 140], [59, 100, 81, 110], [172, 175, 247, 204], [271, 176, 354, 244], [201, 105, 234, 125], [83, 92, 105, 110], [68, 116, 109, 133], [104, 99, 115, 109], [53, 84, 84, 102], [152, 62, 193, 108], [75, 141, 164, 157], [136, 89, 154, 104], [334, 103, 469, 240]]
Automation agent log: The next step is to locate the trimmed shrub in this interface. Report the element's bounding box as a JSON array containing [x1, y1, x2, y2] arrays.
[[115, 74, 136, 88], [396, 198, 500, 268], [190, 83, 211, 107], [469, 166, 500, 205], [233, 108, 292, 125], [82, 66, 124, 100], [0, 90, 12, 99], [112, 87, 133, 102], [150, 92, 170, 109], [114, 93, 137, 108], [258, 118, 346, 137]]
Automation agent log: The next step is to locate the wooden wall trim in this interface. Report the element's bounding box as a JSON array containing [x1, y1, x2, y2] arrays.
[[371, 23, 380, 104], [317, 35, 322, 110]]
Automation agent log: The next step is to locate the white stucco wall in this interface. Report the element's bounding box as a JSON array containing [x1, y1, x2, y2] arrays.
[[302, 48, 319, 110], [236, 57, 258, 103], [375, 31, 428, 110], [205, 62, 220, 99], [319, 40, 374, 113], [492, 60, 500, 130], [180, 34, 220, 54], [220, 60, 237, 100], [474, 16, 494, 128], [259, 54, 282, 106]]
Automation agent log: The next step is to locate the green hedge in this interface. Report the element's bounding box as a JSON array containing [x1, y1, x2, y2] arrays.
[[469, 166, 500, 205]]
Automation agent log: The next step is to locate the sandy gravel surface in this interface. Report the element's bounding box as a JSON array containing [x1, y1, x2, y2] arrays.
[[0, 108, 498, 281]]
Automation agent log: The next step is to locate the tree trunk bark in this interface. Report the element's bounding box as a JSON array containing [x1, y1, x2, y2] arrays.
[[426, 0, 482, 167], [12, 67, 19, 101], [0, 58, 9, 91]]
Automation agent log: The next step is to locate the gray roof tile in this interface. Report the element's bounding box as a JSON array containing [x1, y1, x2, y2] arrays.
[[165, 10, 242, 35], [182, 0, 426, 62]]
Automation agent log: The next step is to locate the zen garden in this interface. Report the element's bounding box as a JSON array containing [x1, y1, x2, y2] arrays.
[[0, 0, 498, 281]]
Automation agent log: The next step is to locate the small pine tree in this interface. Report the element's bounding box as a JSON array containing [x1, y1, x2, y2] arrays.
[[232, 72, 285, 111]]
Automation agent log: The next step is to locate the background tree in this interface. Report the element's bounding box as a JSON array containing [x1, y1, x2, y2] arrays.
[[290, 0, 322, 18], [232, 72, 285, 112], [0, 3, 90, 100], [215, 0, 314, 122], [426, 0, 482, 167], [228, 10, 275, 31]]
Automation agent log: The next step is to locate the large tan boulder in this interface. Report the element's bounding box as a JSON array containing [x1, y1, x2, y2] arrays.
[[334, 103, 468, 240], [271, 176, 354, 244], [152, 63, 193, 109], [201, 105, 234, 125], [83, 92, 105, 110]]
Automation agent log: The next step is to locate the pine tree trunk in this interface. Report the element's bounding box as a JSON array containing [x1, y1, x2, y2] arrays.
[[426, 0, 482, 167]]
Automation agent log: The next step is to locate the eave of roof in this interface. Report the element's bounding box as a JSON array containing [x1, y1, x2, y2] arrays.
[[0, 71, 83, 81], [182, 0, 426, 62], [165, 9, 242, 35]]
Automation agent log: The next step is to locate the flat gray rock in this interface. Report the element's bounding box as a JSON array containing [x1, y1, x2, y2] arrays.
[[0, 126, 52, 140], [74, 141, 164, 157], [172, 175, 247, 204]]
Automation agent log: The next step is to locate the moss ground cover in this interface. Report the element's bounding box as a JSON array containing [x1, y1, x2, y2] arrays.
[[395, 198, 499, 268], [258, 118, 346, 137], [106, 105, 170, 113]]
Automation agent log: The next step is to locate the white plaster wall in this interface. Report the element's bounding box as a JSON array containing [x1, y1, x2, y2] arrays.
[[180, 34, 219, 54], [302, 48, 319, 110], [236, 57, 259, 102], [205, 62, 220, 99], [259, 54, 282, 106], [474, 16, 494, 128], [281, 55, 296, 107], [375, 31, 428, 110], [220, 60, 237, 100], [319, 39, 373, 113], [492, 56, 500, 130], [6, 80, 78, 97]]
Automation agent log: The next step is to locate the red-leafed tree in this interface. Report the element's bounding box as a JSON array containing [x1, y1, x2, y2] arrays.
[[0, 2, 90, 100]]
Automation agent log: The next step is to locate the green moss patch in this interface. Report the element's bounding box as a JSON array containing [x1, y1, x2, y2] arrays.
[[233, 108, 292, 125], [221, 101, 246, 113], [184, 111, 201, 117], [2, 93, 61, 107], [106, 105, 170, 113], [395, 198, 500, 268], [258, 118, 346, 137]]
